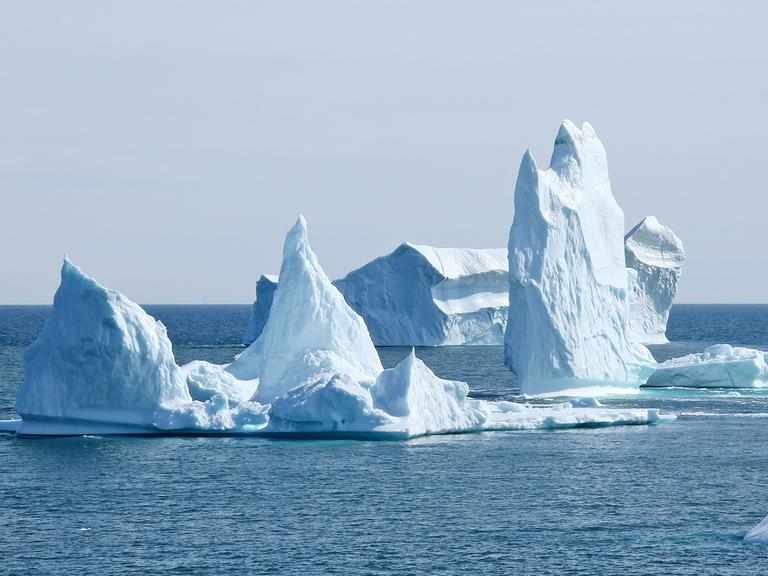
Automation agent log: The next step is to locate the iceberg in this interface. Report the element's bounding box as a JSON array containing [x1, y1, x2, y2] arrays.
[[2, 219, 672, 438], [228, 216, 383, 404], [14, 259, 268, 435], [228, 216, 669, 436], [335, 244, 509, 346], [242, 244, 509, 347], [745, 515, 768, 544], [504, 120, 655, 396], [645, 344, 768, 388], [242, 274, 278, 346], [625, 216, 685, 344], [228, 217, 491, 435]]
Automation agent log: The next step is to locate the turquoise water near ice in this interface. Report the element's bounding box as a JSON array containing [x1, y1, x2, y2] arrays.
[[2, 305, 768, 574]]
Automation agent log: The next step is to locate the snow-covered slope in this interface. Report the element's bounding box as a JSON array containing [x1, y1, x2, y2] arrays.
[[242, 274, 278, 346], [335, 244, 508, 346], [625, 216, 685, 344], [14, 260, 268, 435], [645, 344, 768, 388], [504, 120, 655, 395]]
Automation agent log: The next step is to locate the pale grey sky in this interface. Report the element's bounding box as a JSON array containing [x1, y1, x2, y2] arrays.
[[1, 1, 765, 304]]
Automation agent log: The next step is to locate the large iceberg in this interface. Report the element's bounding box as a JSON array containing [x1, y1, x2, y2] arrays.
[[645, 344, 768, 388], [2, 219, 672, 438], [335, 244, 509, 346], [504, 120, 655, 395], [14, 259, 268, 435], [227, 217, 490, 435], [625, 216, 685, 344], [242, 274, 278, 346], [242, 244, 509, 347], [228, 217, 669, 436]]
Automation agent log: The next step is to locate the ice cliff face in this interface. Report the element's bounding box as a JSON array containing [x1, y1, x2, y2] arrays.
[[242, 274, 278, 346], [15, 259, 267, 435], [335, 244, 508, 346], [504, 120, 655, 395], [625, 216, 684, 344]]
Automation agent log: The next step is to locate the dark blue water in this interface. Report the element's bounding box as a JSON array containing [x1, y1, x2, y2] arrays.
[[2, 305, 768, 575]]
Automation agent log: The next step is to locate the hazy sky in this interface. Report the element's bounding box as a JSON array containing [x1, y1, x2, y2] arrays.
[[1, 1, 765, 304]]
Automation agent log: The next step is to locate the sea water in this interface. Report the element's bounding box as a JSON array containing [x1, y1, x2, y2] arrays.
[[1, 305, 768, 575]]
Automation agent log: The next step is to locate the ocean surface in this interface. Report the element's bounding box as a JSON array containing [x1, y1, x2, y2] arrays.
[[2, 304, 768, 575]]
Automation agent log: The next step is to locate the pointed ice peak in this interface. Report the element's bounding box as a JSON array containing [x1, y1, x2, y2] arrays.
[[550, 120, 607, 178], [232, 216, 383, 403], [283, 215, 309, 259], [58, 257, 110, 301], [61, 256, 82, 278], [520, 148, 539, 175]]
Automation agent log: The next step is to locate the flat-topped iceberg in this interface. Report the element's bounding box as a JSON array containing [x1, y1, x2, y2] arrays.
[[625, 216, 685, 344], [242, 244, 509, 347], [336, 244, 508, 346], [645, 344, 768, 388], [745, 515, 768, 544], [242, 274, 278, 346], [14, 259, 268, 435], [504, 120, 655, 396]]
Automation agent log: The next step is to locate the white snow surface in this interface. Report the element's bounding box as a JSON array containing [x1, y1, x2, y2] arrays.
[[14, 259, 268, 435], [744, 515, 768, 544], [335, 243, 509, 345], [504, 120, 655, 395], [625, 216, 685, 344], [645, 344, 768, 388]]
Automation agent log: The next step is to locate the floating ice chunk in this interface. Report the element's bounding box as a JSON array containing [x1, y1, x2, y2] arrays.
[[745, 515, 768, 544], [14, 259, 267, 435], [15, 259, 193, 434], [568, 397, 603, 408], [482, 402, 673, 431], [645, 344, 768, 388], [625, 216, 685, 344], [504, 120, 655, 395], [242, 274, 278, 346]]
